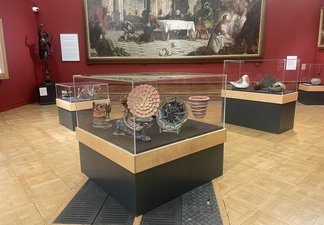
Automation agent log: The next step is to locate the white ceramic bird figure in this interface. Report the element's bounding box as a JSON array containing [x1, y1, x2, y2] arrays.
[[230, 74, 250, 89]]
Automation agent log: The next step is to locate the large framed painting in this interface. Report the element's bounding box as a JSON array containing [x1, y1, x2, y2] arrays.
[[83, 0, 266, 63], [318, 7, 324, 48]]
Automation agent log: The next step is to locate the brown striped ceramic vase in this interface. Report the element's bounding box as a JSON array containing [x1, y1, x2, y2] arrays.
[[188, 96, 210, 118]]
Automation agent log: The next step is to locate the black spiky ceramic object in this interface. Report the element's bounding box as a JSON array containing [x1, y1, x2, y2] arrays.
[[260, 74, 278, 88]]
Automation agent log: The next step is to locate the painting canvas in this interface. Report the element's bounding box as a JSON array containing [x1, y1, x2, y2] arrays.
[[318, 7, 324, 48], [84, 0, 266, 63]]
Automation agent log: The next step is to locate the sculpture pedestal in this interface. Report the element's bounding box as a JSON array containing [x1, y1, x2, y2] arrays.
[[222, 90, 298, 134], [39, 81, 56, 105], [76, 121, 226, 216], [298, 84, 324, 105]]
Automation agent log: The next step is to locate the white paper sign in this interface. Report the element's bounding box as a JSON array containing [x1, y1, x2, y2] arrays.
[[60, 34, 80, 61], [286, 56, 298, 70], [301, 64, 306, 70], [39, 87, 48, 96]]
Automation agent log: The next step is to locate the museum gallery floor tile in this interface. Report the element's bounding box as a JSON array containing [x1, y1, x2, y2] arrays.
[[0, 103, 323, 225]]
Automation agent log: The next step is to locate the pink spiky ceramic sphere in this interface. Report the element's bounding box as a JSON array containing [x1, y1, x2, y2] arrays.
[[127, 84, 160, 118]]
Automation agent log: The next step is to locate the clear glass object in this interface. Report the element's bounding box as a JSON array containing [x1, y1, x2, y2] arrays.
[[224, 59, 300, 94], [55, 82, 109, 102], [299, 64, 324, 85], [73, 73, 227, 154]]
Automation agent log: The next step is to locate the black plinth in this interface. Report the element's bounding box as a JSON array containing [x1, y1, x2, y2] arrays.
[[298, 90, 324, 105], [225, 98, 296, 133], [57, 107, 77, 131], [79, 142, 224, 216], [39, 81, 56, 105]]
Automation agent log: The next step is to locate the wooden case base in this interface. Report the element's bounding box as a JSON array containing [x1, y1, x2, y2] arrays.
[[57, 107, 77, 131], [79, 142, 224, 216], [223, 90, 297, 134], [298, 90, 324, 105], [76, 125, 226, 216]]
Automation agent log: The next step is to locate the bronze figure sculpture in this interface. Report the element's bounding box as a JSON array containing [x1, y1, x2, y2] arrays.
[[38, 23, 53, 82]]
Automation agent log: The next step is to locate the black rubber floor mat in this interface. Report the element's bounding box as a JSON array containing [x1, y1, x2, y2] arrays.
[[54, 180, 108, 224], [93, 196, 134, 225], [140, 197, 182, 225], [54, 181, 222, 225], [181, 182, 222, 225], [141, 182, 222, 225]]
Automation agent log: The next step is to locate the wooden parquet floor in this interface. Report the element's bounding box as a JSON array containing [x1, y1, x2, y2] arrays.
[[0, 103, 323, 225]]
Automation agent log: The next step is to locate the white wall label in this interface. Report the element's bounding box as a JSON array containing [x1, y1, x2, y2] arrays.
[[60, 34, 80, 61], [286, 56, 298, 70], [39, 87, 48, 96]]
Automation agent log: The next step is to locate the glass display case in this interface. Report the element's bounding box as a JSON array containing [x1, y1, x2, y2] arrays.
[[74, 73, 226, 154], [56, 82, 108, 103], [55, 82, 109, 131], [299, 64, 324, 86], [298, 64, 324, 105], [223, 59, 299, 133], [224, 59, 300, 94], [73, 73, 227, 215]]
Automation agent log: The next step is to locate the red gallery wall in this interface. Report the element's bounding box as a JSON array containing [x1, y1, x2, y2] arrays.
[[0, 0, 41, 111], [0, 0, 322, 112]]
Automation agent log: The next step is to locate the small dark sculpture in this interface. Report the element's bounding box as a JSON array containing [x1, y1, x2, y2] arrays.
[[38, 23, 53, 82], [120, 95, 128, 109], [252, 81, 263, 90], [260, 74, 278, 88]]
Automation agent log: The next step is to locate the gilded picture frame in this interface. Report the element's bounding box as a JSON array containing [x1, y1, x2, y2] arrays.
[[83, 0, 267, 63], [318, 7, 324, 48], [0, 18, 9, 79]]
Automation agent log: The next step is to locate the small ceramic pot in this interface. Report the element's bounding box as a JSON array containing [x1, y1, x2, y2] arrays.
[[311, 77, 321, 85], [188, 96, 210, 118]]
